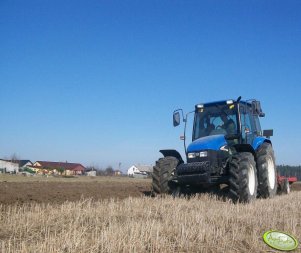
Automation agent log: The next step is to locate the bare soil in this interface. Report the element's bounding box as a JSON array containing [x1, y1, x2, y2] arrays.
[[0, 176, 151, 205]]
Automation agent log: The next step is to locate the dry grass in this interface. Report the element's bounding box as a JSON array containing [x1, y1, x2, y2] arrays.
[[1, 193, 300, 253]]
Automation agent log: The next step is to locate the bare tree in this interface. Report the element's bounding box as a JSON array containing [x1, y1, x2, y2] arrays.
[[105, 166, 114, 176], [10, 153, 20, 163]]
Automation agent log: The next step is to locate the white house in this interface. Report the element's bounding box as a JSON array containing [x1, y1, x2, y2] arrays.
[[0, 159, 19, 173], [127, 164, 153, 177], [86, 170, 97, 176], [0, 159, 33, 173], [19, 160, 33, 168]]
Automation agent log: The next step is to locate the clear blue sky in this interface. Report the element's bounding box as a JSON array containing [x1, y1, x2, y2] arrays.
[[1, 1, 301, 171]]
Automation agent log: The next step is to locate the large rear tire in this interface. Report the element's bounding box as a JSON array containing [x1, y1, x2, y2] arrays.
[[152, 156, 179, 194], [229, 152, 258, 203], [256, 143, 277, 198]]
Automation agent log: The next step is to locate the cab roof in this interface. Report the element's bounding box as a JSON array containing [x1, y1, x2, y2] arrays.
[[195, 99, 253, 108]]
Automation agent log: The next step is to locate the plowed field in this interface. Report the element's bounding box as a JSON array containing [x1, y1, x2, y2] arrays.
[[0, 175, 151, 204]]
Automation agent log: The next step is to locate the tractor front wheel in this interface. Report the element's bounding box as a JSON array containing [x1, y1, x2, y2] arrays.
[[229, 152, 258, 203], [152, 156, 179, 195]]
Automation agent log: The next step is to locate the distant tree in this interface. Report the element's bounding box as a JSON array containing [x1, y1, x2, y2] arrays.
[[96, 169, 106, 176], [57, 167, 65, 175], [105, 166, 114, 176]]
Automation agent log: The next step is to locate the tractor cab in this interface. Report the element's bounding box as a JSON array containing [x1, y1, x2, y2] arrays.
[[173, 98, 271, 158], [192, 99, 265, 145]]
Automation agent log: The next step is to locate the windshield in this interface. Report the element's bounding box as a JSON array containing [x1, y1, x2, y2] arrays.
[[193, 103, 238, 140]]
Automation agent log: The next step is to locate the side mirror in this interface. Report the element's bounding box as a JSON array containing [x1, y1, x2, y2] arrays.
[[263, 129, 273, 138], [173, 111, 181, 127], [252, 101, 265, 117]]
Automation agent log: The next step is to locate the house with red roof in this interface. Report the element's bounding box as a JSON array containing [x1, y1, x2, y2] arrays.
[[33, 161, 85, 175]]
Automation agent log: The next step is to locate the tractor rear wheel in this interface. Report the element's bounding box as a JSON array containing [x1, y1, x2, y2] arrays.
[[256, 143, 277, 198], [229, 152, 257, 203], [152, 156, 179, 194]]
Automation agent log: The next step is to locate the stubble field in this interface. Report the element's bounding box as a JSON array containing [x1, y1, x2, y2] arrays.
[[0, 175, 300, 252]]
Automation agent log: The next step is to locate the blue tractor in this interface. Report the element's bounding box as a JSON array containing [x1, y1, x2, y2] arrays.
[[152, 97, 276, 203]]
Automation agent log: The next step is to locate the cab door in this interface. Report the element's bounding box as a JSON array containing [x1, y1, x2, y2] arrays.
[[240, 104, 256, 145]]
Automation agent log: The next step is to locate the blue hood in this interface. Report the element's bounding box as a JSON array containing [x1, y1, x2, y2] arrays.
[[187, 135, 227, 152]]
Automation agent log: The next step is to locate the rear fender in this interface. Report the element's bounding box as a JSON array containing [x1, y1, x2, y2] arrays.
[[159, 149, 184, 164], [252, 137, 272, 151]]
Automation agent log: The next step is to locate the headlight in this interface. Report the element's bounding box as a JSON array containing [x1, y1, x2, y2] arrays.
[[188, 153, 196, 159], [188, 151, 207, 158], [199, 151, 207, 157]]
